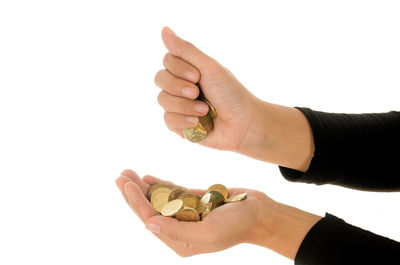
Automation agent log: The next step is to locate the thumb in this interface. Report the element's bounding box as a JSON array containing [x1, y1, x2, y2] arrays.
[[161, 26, 216, 72], [145, 215, 207, 244]]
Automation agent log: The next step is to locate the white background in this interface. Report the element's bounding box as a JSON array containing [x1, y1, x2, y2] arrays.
[[0, 1, 399, 264]]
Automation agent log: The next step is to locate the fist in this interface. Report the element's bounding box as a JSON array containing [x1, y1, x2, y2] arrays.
[[155, 27, 263, 152]]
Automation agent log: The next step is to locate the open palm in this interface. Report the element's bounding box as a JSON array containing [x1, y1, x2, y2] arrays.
[[115, 169, 275, 257]]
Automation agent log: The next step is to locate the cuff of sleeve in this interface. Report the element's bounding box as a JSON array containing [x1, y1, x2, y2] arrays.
[[294, 213, 344, 265], [294, 213, 400, 265], [278, 107, 338, 186]]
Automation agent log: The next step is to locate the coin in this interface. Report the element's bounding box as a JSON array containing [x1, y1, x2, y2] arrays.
[[161, 199, 183, 217], [183, 125, 207, 143], [196, 192, 211, 214], [201, 98, 217, 119], [208, 190, 225, 209], [151, 192, 171, 213], [201, 202, 213, 219], [176, 207, 200, 222], [147, 183, 163, 199], [224, 193, 247, 203], [198, 113, 214, 132], [168, 188, 186, 201], [207, 184, 229, 200], [147, 182, 247, 222], [178, 192, 199, 209]]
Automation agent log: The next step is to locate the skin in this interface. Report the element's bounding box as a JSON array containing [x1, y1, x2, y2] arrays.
[[116, 27, 322, 260], [116, 170, 321, 259]]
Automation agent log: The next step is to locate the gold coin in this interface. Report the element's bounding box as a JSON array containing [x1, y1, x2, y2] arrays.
[[202, 98, 217, 119], [196, 192, 211, 214], [147, 183, 163, 199], [183, 126, 207, 143], [224, 193, 247, 203], [198, 113, 214, 132], [168, 188, 186, 201], [150, 187, 172, 200], [161, 199, 183, 217], [208, 190, 225, 208], [148, 184, 175, 199], [201, 202, 213, 219], [178, 192, 199, 209], [207, 184, 229, 200], [151, 192, 171, 213], [176, 207, 200, 222]]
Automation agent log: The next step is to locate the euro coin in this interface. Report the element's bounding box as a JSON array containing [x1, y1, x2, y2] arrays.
[[168, 188, 186, 201], [207, 184, 229, 200], [198, 113, 214, 132], [225, 193, 247, 203], [201, 202, 213, 219], [161, 199, 183, 217], [196, 192, 211, 214], [176, 207, 200, 222], [151, 192, 171, 213], [202, 98, 217, 119], [183, 125, 207, 143], [208, 190, 225, 208], [178, 192, 199, 209], [147, 183, 163, 199]]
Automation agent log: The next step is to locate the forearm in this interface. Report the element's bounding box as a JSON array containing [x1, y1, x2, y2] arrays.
[[237, 100, 314, 172], [248, 200, 322, 260]]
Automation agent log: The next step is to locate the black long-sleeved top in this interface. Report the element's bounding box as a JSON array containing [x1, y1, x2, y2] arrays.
[[279, 107, 400, 265]]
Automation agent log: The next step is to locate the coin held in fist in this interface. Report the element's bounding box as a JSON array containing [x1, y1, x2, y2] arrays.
[[183, 84, 217, 143]]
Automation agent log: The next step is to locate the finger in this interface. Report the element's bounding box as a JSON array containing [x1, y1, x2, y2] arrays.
[[124, 182, 158, 222], [115, 175, 134, 205], [157, 90, 209, 116], [161, 27, 216, 72], [142, 175, 176, 186], [164, 112, 199, 131], [145, 215, 207, 244], [142, 175, 206, 197], [171, 128, 185, 139], [155, 69, 199, 99], [163, 53, 200, 83], [120, 169, 149, 194]]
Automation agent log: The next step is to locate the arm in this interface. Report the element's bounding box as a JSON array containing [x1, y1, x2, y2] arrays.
[[115, 170, 400, 262], [277, 108, 400, 191], [156, 27, 400, 191]]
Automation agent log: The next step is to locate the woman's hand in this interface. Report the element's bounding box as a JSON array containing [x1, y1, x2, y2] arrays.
[[115, 169, 321, 259], [155, 27, 315, 171], [155, 27, 263, 152]]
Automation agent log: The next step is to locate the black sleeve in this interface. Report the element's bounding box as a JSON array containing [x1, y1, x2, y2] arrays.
[[295, 213, 400, 265], [279, 108, 400, 191]]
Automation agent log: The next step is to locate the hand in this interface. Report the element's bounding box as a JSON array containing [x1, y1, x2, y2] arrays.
[[115, 169, 321, 259], [155, 27, 315, 171], [155, 27, 263, 152]]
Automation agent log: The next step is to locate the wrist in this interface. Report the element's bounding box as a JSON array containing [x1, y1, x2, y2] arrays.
[[237, 100, 314, 172], [251, 201, 322, 260]]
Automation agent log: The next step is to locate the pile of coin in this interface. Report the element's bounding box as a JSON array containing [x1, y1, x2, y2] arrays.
[[148, 183, 247, 221], [183, 86, 217, 143]]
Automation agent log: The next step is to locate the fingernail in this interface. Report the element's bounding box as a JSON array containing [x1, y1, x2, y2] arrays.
[[186, 116, 198, 125], [146, 223, 160, 234], [164, 27, 176, 36], [182, 87, 197, 98], [194, 102, 209, 114], [184, 71, 196, 81]]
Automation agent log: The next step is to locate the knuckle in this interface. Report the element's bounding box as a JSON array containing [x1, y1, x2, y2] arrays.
[[163, 111, 169, 121], [157, 91, 165, 105], [154, 69, 164, 86], [162, 53, 171, 68], [184, 40, 195, 50]]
